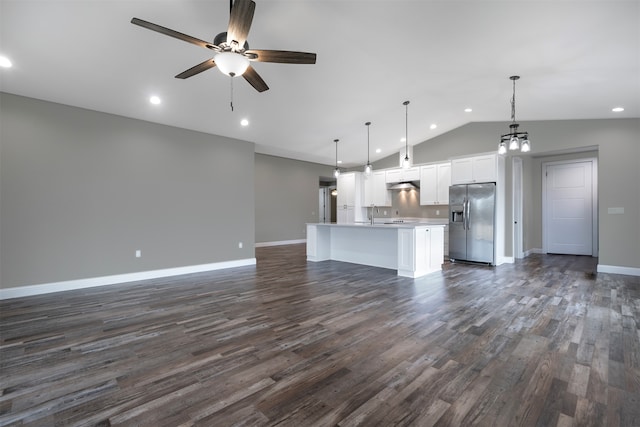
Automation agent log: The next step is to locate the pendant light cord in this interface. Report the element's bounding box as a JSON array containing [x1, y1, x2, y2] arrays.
[[511, 78, 516, 123], [366, 122, 371, 164], [230, 76, 234, 112], [403, 100, 410, 160]]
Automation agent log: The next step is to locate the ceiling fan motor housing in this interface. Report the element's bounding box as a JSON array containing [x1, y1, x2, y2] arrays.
[[214, 32, 249, 51]]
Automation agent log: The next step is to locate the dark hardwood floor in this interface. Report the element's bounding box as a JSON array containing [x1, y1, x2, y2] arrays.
[[1, 244, 640, 426]]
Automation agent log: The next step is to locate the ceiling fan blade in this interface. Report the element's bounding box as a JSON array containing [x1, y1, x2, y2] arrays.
[[245, 50, 316, 64], [175, 59, 217, 79], [131, 18, 218, 51], [243, 65, 269, 92], [227, 0, 255, 48]]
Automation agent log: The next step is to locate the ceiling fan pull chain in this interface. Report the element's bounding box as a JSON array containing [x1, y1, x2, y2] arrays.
[[230, 75, 234, 112]]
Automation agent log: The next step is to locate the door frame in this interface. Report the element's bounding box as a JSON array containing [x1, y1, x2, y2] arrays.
[[542, 158, 598, 256], [512, 157, 524, 259]]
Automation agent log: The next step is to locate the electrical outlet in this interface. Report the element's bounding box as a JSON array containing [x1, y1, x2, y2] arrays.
[[135, 250, 141, 258], [436, 209, 440, 215], [238, 242, 243, 249]]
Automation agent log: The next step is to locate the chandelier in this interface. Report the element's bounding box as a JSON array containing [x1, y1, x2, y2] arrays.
[[499, 76, 530, 155]]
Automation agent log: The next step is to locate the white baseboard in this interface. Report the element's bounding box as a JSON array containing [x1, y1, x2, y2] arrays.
[[0, 258, 257, 300], [255, 239, 306, 248], [597, 264, 640, 277], [496, 256, 514, 265], [524, 248, 544, 257]]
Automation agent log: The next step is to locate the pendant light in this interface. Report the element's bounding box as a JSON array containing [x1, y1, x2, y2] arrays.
[[333, 139, 340, 178], [402, 100, 411, 169], [499, 76, 531, 155], [364, 122, 373, 176]]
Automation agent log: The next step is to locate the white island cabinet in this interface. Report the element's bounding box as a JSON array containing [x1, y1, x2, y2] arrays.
[[307, 223, 445, 278]]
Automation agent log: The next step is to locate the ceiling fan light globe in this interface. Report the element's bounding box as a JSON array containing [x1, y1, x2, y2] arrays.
[[215, 52, 249, 77], [509, 135, 520, 150]]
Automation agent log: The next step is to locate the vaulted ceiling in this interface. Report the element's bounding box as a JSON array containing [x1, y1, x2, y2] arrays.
[[1, 0, 638, 167]]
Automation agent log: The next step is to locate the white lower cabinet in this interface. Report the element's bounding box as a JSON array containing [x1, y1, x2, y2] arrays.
[[397, 226, 445, 278], [397, 229, 415, 272], [337, 206, 355, 224]]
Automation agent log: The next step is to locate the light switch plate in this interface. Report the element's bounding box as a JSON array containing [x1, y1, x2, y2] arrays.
[[607, 207, 624, 214]]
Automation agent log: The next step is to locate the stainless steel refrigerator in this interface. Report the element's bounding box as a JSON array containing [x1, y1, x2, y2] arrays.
[[449, 183, 496, 264]]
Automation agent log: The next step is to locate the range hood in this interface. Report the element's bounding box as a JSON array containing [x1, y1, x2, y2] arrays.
[[389, 181, 419, 190]]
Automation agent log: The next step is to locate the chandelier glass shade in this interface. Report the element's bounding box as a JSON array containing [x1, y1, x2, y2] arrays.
[[499, 76, 531, 155]]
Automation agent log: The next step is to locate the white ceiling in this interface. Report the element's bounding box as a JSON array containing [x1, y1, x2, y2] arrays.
[[1, 0, 638, 167]]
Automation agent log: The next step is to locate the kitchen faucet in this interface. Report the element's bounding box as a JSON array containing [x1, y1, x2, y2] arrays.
[[370, 205, 377, 225]]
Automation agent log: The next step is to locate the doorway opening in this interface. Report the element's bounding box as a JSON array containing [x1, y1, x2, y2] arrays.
[[319, 179, 337, 223]]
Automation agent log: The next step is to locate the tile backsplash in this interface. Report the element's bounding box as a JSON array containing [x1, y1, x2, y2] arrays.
[[367, 189, 448, 219]]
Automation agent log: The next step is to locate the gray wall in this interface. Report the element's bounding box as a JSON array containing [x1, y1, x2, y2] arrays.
[[1, 93, 255, 289], [255, 153, 333, 243], [373, 118, 640, 269]]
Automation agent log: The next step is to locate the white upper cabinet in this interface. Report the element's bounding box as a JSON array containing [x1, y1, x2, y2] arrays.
[[385, 167, 420, 183], [420, 162, 451, 205], [336, 172, 366, 223], [337, 172, 357, 207], [436, 163, 452, 203], [451, 154, 497, 184], [364, 170, 392, 206]]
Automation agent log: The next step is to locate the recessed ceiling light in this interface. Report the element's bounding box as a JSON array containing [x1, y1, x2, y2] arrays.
[[337, 160, 342, 164], [612, 107, 624, 112], [240, 118, 249, 126], [149, 95, 161, 105], [430, 124, 437, 130], [375, 148, 382, 154], [0, 55, 12, 68], [400, 137, 406, 143], [464, 108, 473, 113]]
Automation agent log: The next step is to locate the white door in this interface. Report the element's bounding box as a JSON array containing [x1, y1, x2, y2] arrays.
[[544, 160, 594, 255]]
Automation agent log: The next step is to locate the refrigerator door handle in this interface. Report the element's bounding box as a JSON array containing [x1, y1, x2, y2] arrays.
[[466, 197, 471, 230], [463, 197, 468, 230]]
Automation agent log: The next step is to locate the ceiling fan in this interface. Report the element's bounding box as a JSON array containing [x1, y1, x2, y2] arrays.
[[131, 0, 317, 93]]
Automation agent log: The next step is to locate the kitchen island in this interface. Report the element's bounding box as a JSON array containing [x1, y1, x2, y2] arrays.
[[306, 223, 445, 278]]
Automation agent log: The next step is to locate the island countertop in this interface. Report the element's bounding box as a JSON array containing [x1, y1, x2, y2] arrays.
[[307, 221, 447, 229], [306, 222, 445, 278]]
